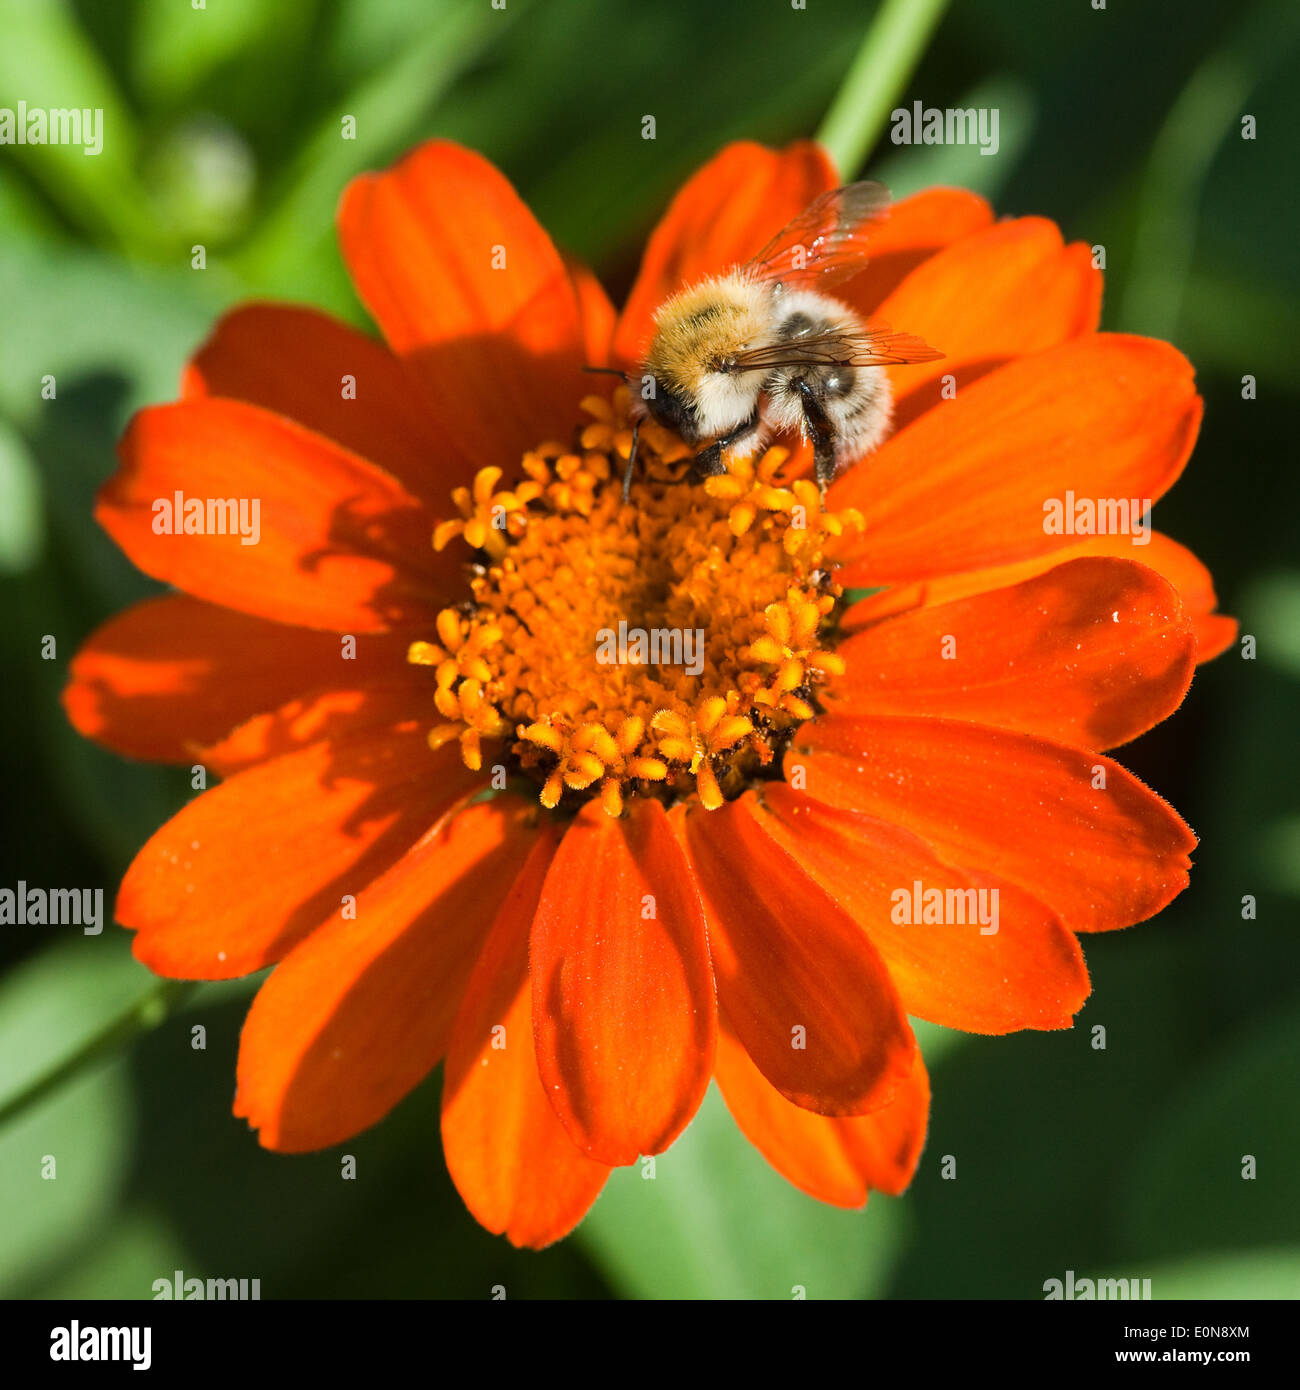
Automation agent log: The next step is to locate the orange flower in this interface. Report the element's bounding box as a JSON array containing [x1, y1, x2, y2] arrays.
[[65, 139, 1234, 1249]]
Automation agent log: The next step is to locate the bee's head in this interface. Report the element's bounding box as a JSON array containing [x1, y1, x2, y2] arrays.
[[639, 277, 768, 444], [640, 376, 702, 442]]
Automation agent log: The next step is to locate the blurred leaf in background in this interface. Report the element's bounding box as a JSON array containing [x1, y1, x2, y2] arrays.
[[1, 0, 1297, 1299]]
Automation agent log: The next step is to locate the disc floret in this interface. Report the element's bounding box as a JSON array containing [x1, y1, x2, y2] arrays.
[[411, 387, 864, 814]]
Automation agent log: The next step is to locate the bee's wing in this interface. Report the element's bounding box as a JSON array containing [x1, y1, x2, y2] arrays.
[[721, 325, 944, 373], [742, 181, 892, 290]]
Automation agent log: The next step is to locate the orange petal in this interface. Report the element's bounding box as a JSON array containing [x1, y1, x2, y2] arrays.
[[676, 796, 915, 1115], [832, 1046, 931, 1196], [565, 255, 618, 368], [120, 727, 484, 979], [840, 187, 994, 318], [831, 335, 1202, 586], [199, 678, 434, 776], [181, 302, 463, 503], [843, 532, 1235, 666], [337, 140, 588, 467], [63, 595, 413, 765], [442, 829, 610, 1248], [715, 1022, 930, 1207], [790, 715, 1197, 933], [235, 795, 540, 1152], [831, 557, 1196, 750], [840, 531, 1236, 663], [99, 399, 447, 632], [613, 140, 837, 364], [1191, 613, 1238, 660], [530, 798, 715, 1165], [872, 217, 1101, 433], [748, 785, 1089, 1032]]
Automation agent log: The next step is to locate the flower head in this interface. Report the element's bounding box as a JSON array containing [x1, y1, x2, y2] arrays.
[[66, 138, 1233, 1247]]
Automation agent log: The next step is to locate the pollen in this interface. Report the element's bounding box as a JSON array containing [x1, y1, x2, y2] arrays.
[[411, 386, 863, 814], [432, 466, 542, 561]]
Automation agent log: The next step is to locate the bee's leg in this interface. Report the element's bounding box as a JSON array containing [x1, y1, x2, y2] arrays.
[[689, 442, 728, 480], [621, 416, 641, 503], [793, 379, 837, 497], [690, 411, 760, 482], [584, 364, 643, 500]]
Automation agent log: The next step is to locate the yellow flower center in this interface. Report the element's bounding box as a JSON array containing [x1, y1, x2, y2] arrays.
[[410, 387, 863, 815]]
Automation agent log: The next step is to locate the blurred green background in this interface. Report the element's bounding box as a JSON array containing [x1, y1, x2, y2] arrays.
[[1, 0, 1298, 1300]]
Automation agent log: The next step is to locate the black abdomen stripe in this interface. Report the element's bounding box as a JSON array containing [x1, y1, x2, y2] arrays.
[[777, 312, 834, 339]]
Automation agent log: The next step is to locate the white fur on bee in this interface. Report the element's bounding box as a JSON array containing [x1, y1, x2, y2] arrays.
[[759, 286, 893, 462]]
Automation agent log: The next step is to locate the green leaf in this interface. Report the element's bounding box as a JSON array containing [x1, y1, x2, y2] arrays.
[[232, 1, 520, 313], [0, 936, 148, 1106], [577, 1086, 904, 1299], [0, 1057, 137, 1297], [133, 0, 320, 110], [27, 1206, 192, 1301], [1143, 1250, 1300, 1299], [0, 0, 154, 249], [0, 244, 223, 432], [1239, 572, 1300, 680], [1180, 273, 1300, 390], [1119, 1003, 1300, 1262], [0, 935, 193, 1130], [909, 1016, 970, 1070], [0, 418, 43, 574], [22, 991, 606, 1298], [0, 936, 192, 1294]]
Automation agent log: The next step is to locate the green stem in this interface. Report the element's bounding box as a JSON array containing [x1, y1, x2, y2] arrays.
[[816, 0, 951, 178], [0, 979, 197, 1130]]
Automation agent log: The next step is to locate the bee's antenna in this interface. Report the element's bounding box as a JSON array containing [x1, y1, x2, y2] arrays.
[[583, 365, 630, 380], [621, 416, 641, 504]]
